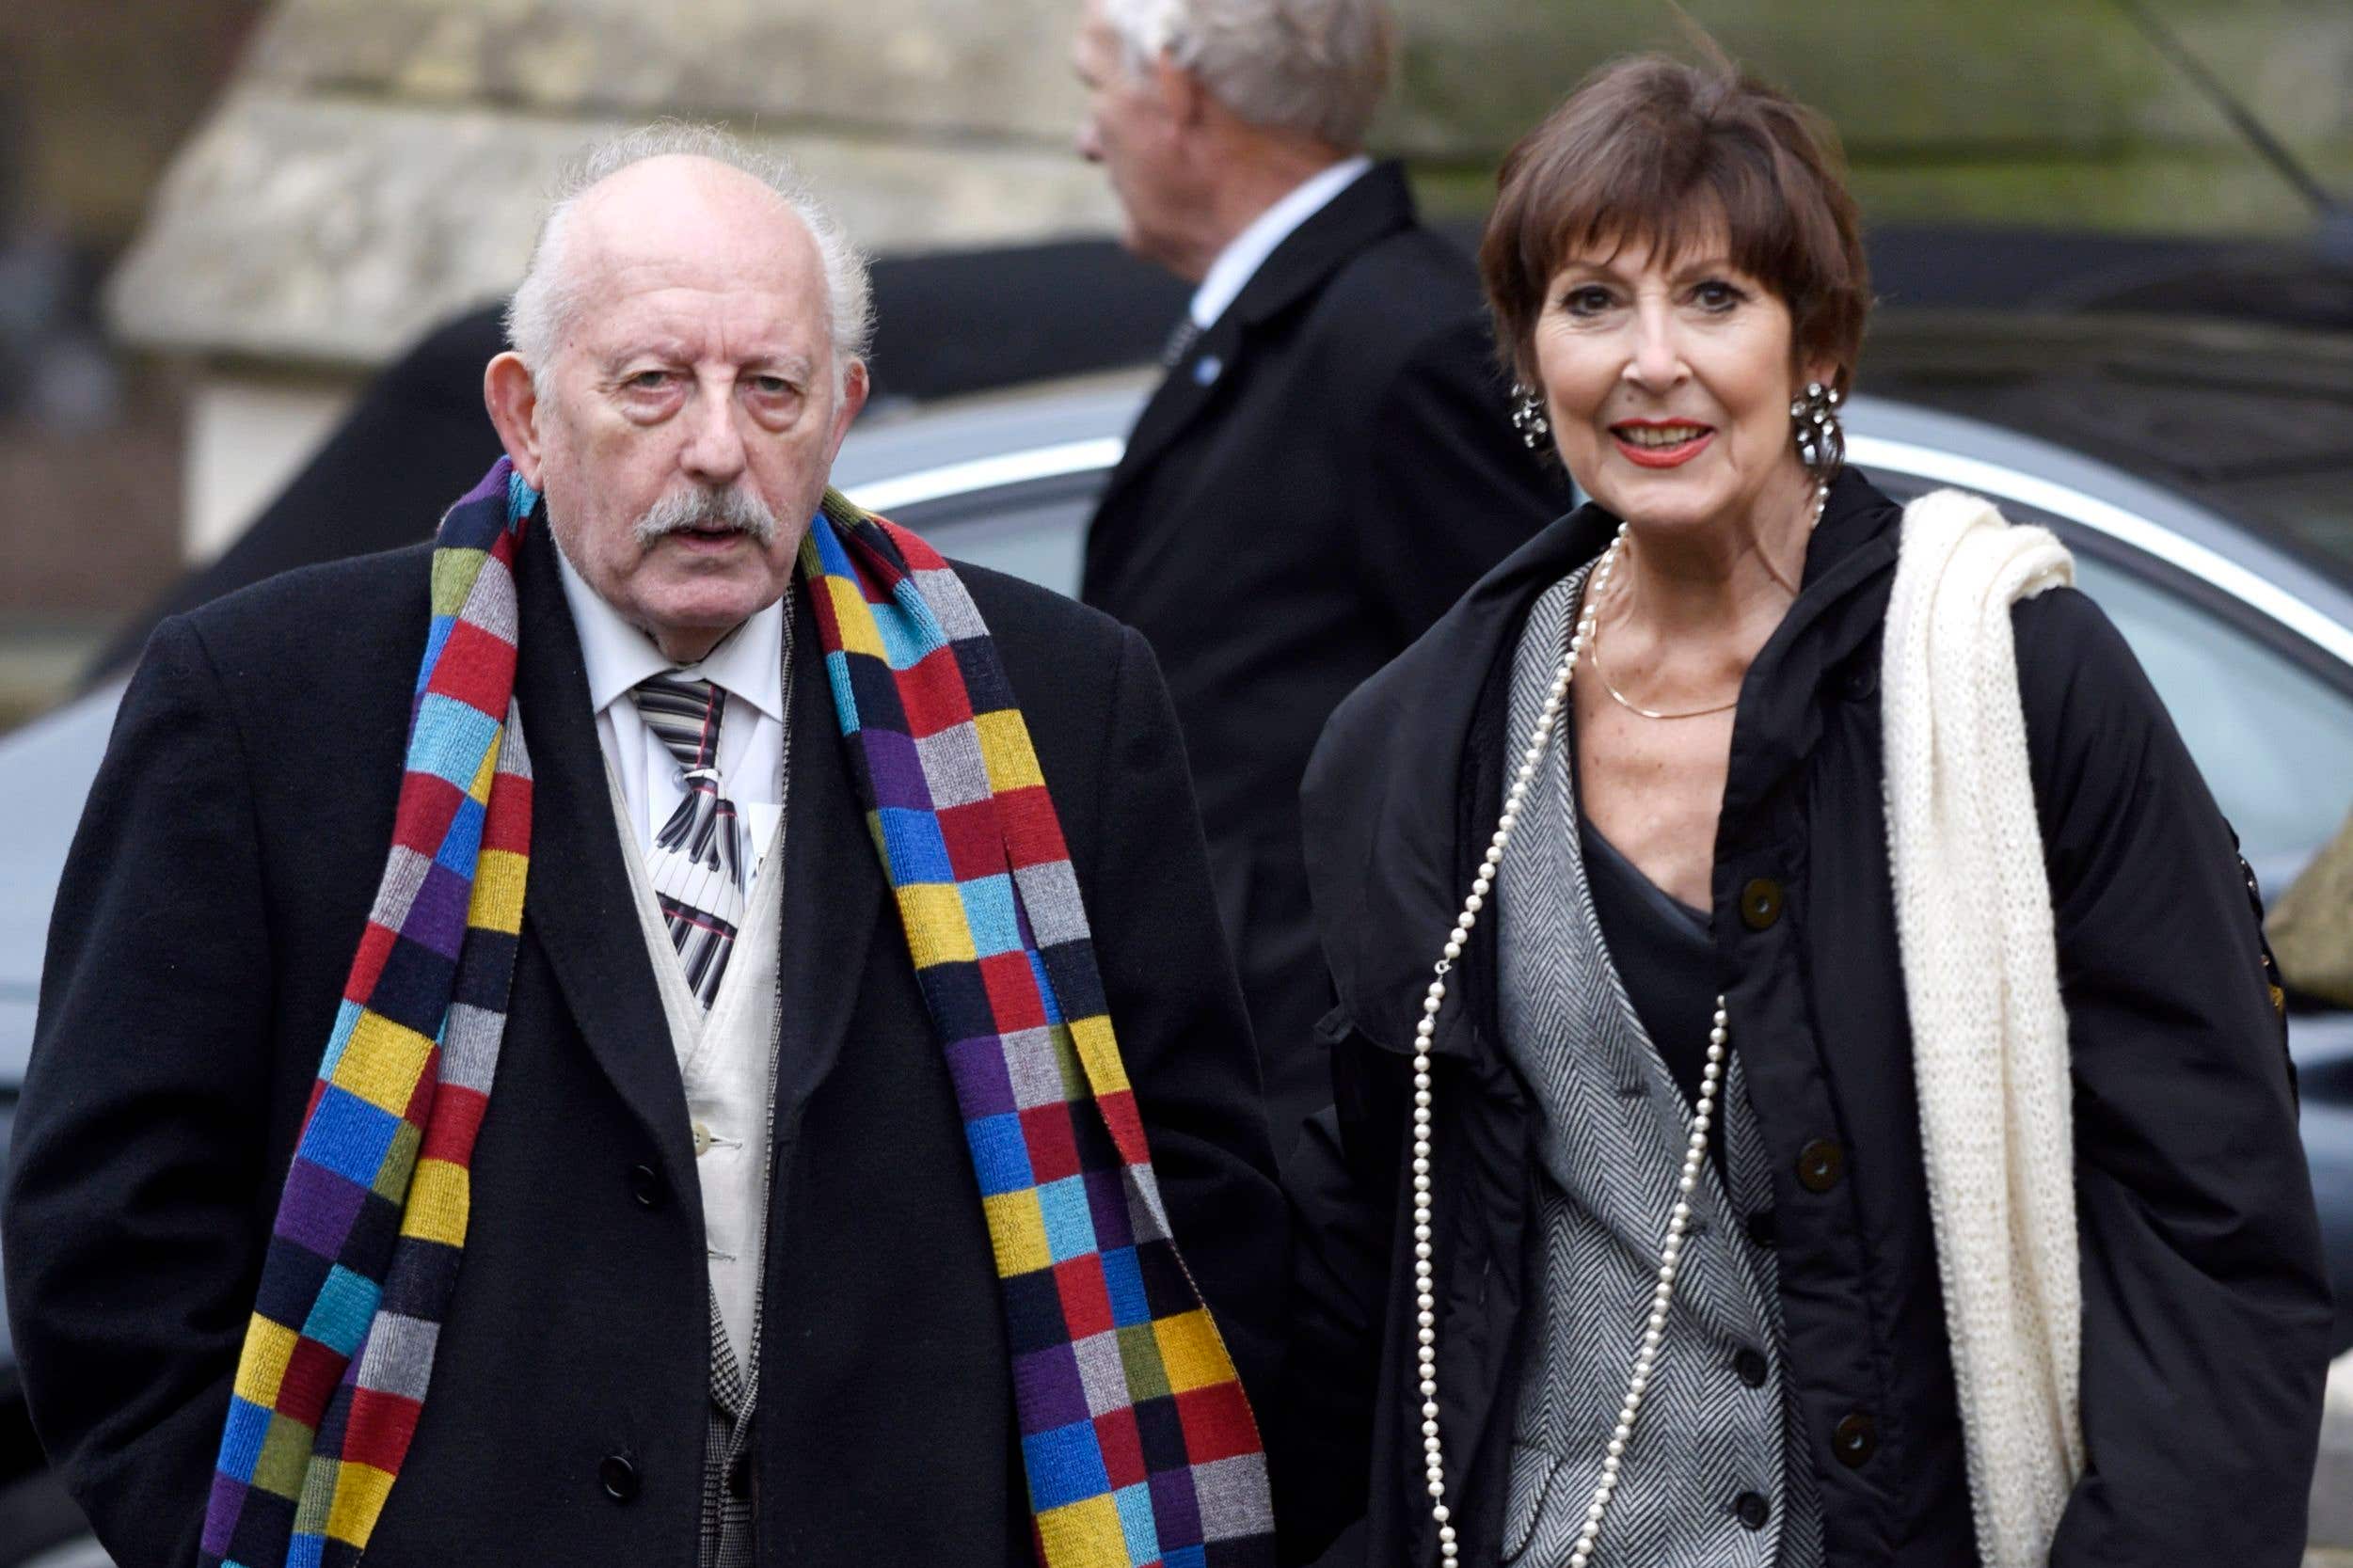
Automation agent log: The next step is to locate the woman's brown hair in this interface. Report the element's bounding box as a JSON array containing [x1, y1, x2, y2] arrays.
[[1479, 50, 1868, 393]]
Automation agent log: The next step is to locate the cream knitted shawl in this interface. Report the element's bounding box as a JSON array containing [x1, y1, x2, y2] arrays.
[[1881, 488, 2085, 1567]]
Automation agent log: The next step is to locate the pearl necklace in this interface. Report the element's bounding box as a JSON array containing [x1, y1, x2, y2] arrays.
[[1413, 519, 1730, 1568]]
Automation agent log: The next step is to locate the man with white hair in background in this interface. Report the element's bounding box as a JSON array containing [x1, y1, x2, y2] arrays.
[[5, 126, 1285, 1568], [1073, 0, 1567, 1158]]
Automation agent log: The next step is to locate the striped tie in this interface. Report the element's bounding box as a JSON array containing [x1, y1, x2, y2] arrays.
[[631, 673, 748, 1008], [1159, 314, 1202, 369]]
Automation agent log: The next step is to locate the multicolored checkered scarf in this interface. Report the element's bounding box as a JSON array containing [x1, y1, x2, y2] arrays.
[[203, 464, 1272, 1567], [802, 489, 1272, 1568], [201, 460, 535, 1568]]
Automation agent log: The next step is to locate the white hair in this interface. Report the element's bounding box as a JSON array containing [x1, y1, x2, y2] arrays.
[[1101, 0, 1393, 150], [504, 123, 874, 393]]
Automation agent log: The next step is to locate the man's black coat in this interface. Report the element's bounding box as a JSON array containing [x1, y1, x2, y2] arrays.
[[1276, 472, 2333, 1566], [5, 519, 1286, 1567], [1081, 162, 1567, 1156]]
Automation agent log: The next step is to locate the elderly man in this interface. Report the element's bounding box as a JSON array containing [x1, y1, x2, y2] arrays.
[[1072, 0, 1568, 1156], [5, 129, 1283, 1568]]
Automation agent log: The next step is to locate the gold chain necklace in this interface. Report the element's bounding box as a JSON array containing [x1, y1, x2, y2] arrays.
[[1589, 627, 1740, 720], [1587, 483, 1828, 721]]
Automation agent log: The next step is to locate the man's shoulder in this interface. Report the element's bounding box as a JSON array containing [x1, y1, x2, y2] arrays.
[[939, 560, 1140, 736], [1287, 222, 1492, 391], [173, 542, 437, 684], [1313, 220, 1486, 335], [183, 542, 437, 638], [946, 559, 1126, 657]]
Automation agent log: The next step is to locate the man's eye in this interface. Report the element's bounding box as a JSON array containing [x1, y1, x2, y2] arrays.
[[749, 375, 798, 398], [626, 370, 673, 391]]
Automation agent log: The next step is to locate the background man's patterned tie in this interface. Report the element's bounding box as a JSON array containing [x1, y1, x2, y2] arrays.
[[1159, 314, 1201, 369], [632, 673, 748, 1007]]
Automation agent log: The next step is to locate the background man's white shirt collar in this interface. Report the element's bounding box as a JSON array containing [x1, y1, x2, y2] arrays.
[[1188, 155, 1374, 332]]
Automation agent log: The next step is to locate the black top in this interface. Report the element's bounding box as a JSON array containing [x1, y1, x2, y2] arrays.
[[1578, 811, 1715, 1112]]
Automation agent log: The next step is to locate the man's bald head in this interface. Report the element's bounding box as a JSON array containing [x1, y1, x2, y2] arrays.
[[483, 125, 874, 665], [506, 126, 872, 396]]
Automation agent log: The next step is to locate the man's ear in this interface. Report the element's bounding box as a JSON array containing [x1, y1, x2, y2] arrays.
[[827, 359, 870, 463], [1152, 50, 1207, 131], [484, 352, 547, 489]]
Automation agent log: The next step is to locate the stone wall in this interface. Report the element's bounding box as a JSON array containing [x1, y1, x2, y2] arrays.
[[111, 0, 2353, 375], [0, 0, 265, 245], [107, 97, 1110, 369], [95, 0, 2353, 557], [107, 0, 1127, 370]]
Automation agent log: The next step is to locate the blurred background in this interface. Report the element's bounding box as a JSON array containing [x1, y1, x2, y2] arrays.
[[0, 0, 257, 725], [0, 2, 2351, 1563], [0, 0, 2348, 727]]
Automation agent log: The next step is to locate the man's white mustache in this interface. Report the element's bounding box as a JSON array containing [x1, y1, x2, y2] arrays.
[[631, 485, 780, 548]]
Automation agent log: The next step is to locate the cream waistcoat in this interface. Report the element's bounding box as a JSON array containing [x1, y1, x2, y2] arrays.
[[606, 763, 786, 1368]]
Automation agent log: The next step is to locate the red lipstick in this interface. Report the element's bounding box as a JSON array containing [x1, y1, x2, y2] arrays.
[[1611, 419, 1715, 469]]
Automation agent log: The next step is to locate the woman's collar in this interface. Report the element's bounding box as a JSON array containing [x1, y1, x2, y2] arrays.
[[1304, 470, 1906, 1051]]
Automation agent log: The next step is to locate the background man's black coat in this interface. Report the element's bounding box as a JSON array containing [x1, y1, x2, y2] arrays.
[[1082, 162, 1567, 1157], [1276, 473, 2333, 1567], [5, 520, 1285, 1567]]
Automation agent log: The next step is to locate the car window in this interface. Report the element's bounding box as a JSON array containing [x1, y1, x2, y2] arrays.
[[2066, 551, 2353, 886], [2206, 465, 2353, 586], [885, 477, 1093, 598]]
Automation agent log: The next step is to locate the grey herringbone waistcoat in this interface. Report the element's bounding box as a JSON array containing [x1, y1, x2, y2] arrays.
[[1492, 570, 1824, 1568]]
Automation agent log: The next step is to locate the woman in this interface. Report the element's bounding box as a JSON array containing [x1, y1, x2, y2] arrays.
[[1276, 53, 2332, 1568]]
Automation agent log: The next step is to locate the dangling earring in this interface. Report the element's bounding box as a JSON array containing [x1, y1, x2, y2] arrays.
[[1511, 383, 1551, 451], [1790, 380, 1845, 480]]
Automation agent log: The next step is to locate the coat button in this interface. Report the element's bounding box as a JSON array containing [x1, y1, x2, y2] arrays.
[[1740, 878, 1784, 930], [599, 1453, 641, 1501], [1833, 1411, 1878, 1468], [726, 1453, 753, 1499], [629, 1164, 668, 1209], [1734, 1348, 1769, 1387], [1734, 1491, 1771, 1529], [1744, 1208, 1778, 1248], [1796, 1139, 1844, 1193]]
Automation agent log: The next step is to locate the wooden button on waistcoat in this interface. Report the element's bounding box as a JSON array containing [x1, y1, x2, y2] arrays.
[[1740, 877, 1784, 930]]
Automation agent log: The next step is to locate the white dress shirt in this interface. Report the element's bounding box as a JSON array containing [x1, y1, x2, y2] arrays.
[[1187, 154, 1374, 331], [554, 546, 789, 889]]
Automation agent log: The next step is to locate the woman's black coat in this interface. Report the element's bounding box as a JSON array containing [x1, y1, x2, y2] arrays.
[[1275, 472, 2333, 1567]]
